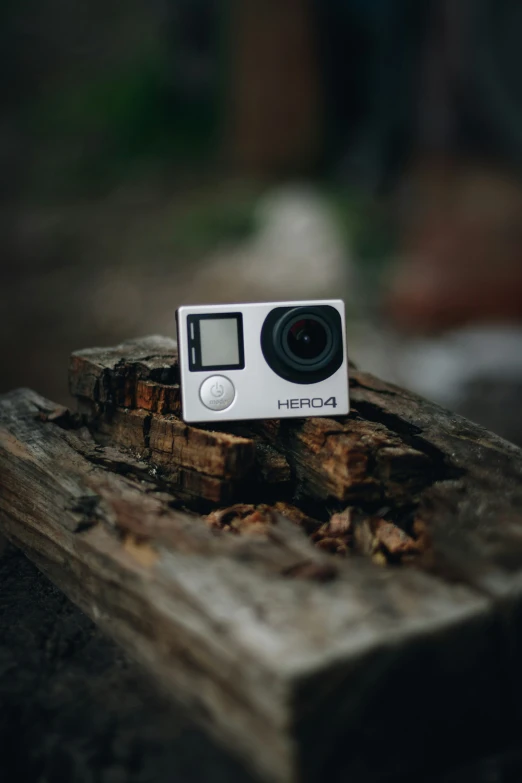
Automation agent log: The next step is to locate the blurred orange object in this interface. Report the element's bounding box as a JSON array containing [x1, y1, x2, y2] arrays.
[[385, 163, 522, 333]]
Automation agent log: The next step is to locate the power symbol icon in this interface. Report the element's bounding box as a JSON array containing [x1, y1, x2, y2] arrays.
[[200, 376, 235, 412]]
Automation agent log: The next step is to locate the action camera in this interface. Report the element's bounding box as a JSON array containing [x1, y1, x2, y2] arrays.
[[176, 300, 349, 423]]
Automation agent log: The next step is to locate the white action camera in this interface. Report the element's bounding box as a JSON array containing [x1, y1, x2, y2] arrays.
[[176, 300, 349, 423]]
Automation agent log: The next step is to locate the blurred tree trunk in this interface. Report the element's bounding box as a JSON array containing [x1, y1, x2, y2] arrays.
[[225, 0, 322, 178]]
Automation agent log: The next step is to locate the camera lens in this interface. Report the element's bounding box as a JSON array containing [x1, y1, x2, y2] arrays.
[[285, 318, 329, 362], [261, 304, 343, 384]]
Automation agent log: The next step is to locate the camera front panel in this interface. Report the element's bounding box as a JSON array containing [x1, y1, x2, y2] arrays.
[[176, 300, 349, 423]]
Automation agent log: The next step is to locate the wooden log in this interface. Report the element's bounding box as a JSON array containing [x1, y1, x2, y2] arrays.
[[69, 335, 180, 411], [2, 337, 522, 781]]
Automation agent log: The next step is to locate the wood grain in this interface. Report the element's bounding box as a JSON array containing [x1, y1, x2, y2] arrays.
[[2, 336, 522, 781]]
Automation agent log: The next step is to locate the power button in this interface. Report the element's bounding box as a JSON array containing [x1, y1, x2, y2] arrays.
[[199, 375, 235, 412]]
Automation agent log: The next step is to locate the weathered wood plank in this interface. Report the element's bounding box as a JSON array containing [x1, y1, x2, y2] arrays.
[[348, 371, 522, 591], [2, 336, 522, 780], [0, 400, 512, 783], [69, 335, 179, 409], [70, 338, 452, 514]]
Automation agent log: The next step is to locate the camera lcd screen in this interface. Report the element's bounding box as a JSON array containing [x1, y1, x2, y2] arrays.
[[187, 312, 245, 371], [200, 317, 240, 367]]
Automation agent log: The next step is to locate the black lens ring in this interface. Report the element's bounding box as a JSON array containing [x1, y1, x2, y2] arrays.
[[261, 305, 344, 384], [275, 311, 335, 369]]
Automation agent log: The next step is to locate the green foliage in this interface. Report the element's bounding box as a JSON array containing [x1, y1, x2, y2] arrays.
[[23, 47, 218, 199], [327, 188, 395, 266], [164, 189, 259, 257]]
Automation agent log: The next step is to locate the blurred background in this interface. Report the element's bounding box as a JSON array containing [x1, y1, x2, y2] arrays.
[[2, 0, 522, 443]]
